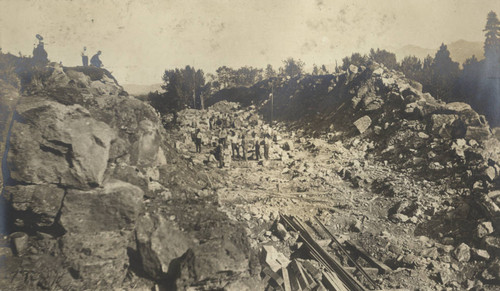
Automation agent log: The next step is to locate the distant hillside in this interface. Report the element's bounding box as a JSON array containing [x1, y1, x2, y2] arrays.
[[395, 40, 484, 65], [123, 83, 163, 96]]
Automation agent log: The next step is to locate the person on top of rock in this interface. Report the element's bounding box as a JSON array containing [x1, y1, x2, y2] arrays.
[[209, 116, 214, 130], [90, 51, 103, 68], [32, 34, 48, 66], [81, 46, 88, 66], [195, 128, 202, 153]]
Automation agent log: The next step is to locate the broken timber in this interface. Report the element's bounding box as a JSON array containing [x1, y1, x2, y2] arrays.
[[280, 214, 367, 291], [313, 216, 379, 288], [344, 241, 392, 275]]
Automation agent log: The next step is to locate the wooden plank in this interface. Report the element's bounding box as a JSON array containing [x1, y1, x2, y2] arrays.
[[313, 281, 327, 291], [263, 266, 284, 286], [345, 267, 379, 276], [290, 260, 311, 291], [345, 241, 392, 274], [289, 270, 303, 291], [297, 260, 318, 290], [284, 215, 367, 291], [281, 266, 292, 291], [314, 216, 379, 289], [301, 260, 322, 280], [322, 271, 349, 291]]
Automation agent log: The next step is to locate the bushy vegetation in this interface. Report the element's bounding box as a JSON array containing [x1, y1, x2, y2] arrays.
[[150, 11, 500, 127]]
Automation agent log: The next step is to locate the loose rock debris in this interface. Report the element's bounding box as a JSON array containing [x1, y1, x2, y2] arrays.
[[1, 61, 500, 290]]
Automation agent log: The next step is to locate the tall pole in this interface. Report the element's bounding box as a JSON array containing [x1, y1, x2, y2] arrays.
[[270, 82, 274, 124], [193, 70, 196, 109]]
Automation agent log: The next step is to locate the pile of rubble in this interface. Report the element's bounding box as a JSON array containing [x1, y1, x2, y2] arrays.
[[202, 62, 500, 288]]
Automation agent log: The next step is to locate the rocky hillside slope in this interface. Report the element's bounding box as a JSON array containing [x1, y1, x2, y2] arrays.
[[206, 62, 500, 288], [0, 62, 259, 290]]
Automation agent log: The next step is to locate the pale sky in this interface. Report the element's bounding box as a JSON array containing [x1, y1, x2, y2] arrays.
[[0, 0, 499, 85]]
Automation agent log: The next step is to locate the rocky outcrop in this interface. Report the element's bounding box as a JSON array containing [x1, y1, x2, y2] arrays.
[[8, 99, 115, 189], [135, 213, 193, 280], [0, 79, 20, 189], [1, 61, 255, 290]]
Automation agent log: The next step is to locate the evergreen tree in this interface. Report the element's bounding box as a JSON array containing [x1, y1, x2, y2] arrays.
[[280, 58, 305, 78], [400, 55, 422, 81], [484, 11, 500, 61], [369, 48, 398, 70], [265, 64, 277, 79], [429, 44, 460, 101]]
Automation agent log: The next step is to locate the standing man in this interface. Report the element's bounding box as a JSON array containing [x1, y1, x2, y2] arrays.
[[195, 128, 202, 153], [254, 133, 261, 160], [241, 133, 247, 161], [81, 47, 88, 66], [215, 140, 224, 168], [90, 51, 103, 68], [264, 134, 271, 160]]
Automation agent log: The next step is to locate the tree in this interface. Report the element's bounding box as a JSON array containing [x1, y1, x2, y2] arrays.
[[265, 64, 277, 79], [400, 55, 422, 80], [484, 11, 500, 61], [215, 66, 234, 88], [341, 52, 368, 70], [427, 44, 460, 101], [369, 48, 398, 70], [156, 66, 205, 122], [280, 58, 305, 78], [233, 66, 263, 87]]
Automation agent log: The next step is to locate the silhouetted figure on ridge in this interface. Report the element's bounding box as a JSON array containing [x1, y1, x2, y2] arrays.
[[32, 34, 48, 66], [81, 46, 88, 66], [90, 50, 103, 68]]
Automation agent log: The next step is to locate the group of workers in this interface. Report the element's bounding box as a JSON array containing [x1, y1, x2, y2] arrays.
[[192, 113, 273, 168]]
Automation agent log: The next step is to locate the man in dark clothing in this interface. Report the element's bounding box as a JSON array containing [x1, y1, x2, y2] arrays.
[[254, 135, 261, 160], [241, 134, 247, 161], [90, 51, 103, 68], [33, 35, 48, 66], [215, 140, 224, 168]]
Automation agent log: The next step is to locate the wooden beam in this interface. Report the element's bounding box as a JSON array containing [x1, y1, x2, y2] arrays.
[[322, 271, 349, 291], [282, 214, 367, 291], [263, 266, 284, 286], [314, 216, 379, 289], [281, 266, 292, 291], [344, 241, 392, 274]]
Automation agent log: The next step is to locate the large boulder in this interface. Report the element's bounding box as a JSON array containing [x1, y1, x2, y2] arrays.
[[59, 180, 143, 233], [8, 99, 115, 189], [5, 184, 65, 227], [130, 119, 166, 167], [429, 114, 458, 138], [135, 213, 193, 280], [60, 231, 130, 288], [174, 239, 253, 290]]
